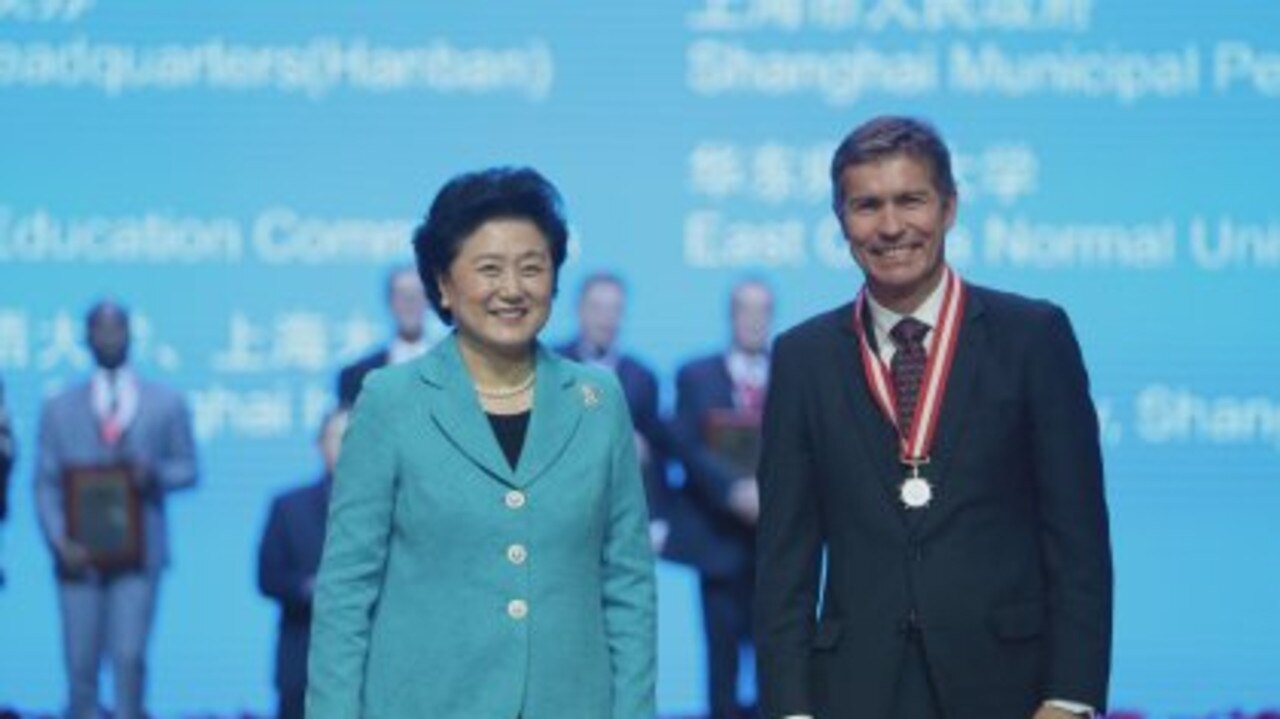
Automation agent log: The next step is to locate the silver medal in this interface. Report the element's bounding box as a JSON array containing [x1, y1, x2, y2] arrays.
[[900, 476, 933, 509]]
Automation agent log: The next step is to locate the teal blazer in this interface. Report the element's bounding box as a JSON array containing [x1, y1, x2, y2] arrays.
[[306, 335, 656, 719]]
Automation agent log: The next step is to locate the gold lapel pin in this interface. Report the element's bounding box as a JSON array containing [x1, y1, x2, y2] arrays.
[[581, 384, 600, 408]]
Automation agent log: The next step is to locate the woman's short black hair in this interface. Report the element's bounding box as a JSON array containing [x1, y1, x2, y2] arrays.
[[412, 166, 569, 325]]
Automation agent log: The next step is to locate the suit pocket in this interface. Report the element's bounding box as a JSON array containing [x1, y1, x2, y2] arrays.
[[812, 618, 842, 651], [990, 601, 1045, 641]]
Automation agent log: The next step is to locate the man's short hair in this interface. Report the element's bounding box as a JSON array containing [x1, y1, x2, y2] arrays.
[[830, 115, 956, 215]]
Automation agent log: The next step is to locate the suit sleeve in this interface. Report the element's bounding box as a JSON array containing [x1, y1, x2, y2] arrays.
[[34, 400, 66, 549], [754, 335, 825, 718], [0, 394, 13, 522], [674, 364, 739, 511], [1027, 306, 1113, 709], [257, 498, 310, 611], [306, 373, 398, 719], [335, 364, 358, 408], [601, 376, 658, 719], [629, 366, 673, 520], [152, 392, 198, 492]]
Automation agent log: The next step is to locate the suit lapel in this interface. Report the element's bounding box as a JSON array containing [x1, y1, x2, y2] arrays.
[[710, 356, 736, 410], [917, 286, 987, 532], [419, 336, 516, 485], [419, 337, 585, 488], [836, 306, 908, 517], [514, 345, 584, 488]]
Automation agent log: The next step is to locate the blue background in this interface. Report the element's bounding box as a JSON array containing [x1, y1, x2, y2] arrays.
[[1, 2, 1277, 715]]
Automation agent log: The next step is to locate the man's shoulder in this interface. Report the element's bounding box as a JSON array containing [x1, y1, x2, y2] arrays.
[[617, 352, 658, 382], [273, 479, 326, 512], [136, 376, 186, 404], [340, 347, 389, 377], [966, 283, 1068, 330], [676, 352, 725, 379], [552, 340, 580, 361], [45, 380, 89, 409], [39, 383, 85, 432]]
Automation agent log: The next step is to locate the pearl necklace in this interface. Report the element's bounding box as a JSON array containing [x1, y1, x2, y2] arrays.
[[474, 372, 536, 399]]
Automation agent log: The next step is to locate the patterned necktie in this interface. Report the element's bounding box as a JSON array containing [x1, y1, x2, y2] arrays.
[[889, 317, 930, 435], [100, 374, 123, 445], [737, 380, 765, 414]]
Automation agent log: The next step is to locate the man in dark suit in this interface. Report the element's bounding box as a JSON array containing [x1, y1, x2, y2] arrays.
[[556, 272, 675, 546], [0, 377, 13, 587], [257, 408, 348, 719], [336, 264, 439, 407], [754, 116, 1112, 719], [667, 278, 774, 719]]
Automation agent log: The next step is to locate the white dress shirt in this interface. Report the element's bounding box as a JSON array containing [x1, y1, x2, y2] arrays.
[[91, 367, 139, 432], [387, 336, 428, 365]]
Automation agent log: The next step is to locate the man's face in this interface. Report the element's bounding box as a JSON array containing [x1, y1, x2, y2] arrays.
[[388, 270, 427, 341], [577, 281, 625, 352], [838, 153, 956, 312], [87, 305, 130, 371], [731, 283, 774, 354]]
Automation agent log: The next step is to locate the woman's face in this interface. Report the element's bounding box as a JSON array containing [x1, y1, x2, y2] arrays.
[[437, 218, 555, 360]]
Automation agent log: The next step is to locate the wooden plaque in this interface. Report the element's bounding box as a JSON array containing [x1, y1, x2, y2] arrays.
[[65, 464, 144, 573]]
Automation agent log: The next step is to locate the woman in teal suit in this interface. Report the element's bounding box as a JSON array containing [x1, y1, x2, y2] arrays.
[[306, 168, 656, 719]]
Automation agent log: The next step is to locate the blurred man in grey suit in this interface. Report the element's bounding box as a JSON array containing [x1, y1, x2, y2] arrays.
[[35, 300, 198, 719]]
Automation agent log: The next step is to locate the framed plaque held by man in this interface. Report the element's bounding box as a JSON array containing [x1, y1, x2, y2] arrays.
[[64, 464, 144, 572], [703, 408, 763, 478]]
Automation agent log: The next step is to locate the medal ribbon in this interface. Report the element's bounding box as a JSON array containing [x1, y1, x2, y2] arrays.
[[852, 268, 966, 465]]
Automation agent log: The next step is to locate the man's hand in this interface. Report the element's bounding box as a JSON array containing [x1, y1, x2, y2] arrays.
[[1033, 703, 1091, 719], [56, 538, 91, 576], [728, 478, 760, 526], [633, 431, 651, 467], [649, 519, 670, 554], [129, 462, 154, 493]]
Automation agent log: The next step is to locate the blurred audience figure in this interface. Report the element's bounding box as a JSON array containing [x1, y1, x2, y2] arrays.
[[257, 408, 349, 719], [0, 377, 14, 588], [34, 299, 199, 719], [336, 264, 442, 407], [666, 279, 775, 719], [556, 272, 677, 550]]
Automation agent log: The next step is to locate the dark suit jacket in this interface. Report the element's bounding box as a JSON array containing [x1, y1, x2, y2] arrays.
[[664, 353, 757, 579], [754, 285, 1113, 719], [0, 378, 12, 522], [555, 341, 676, 521], [336, 349, 390, 408], [258, 477, 330, 693]]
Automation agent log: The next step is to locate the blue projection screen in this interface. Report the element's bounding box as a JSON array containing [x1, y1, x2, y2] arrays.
[[1, 2, 1277, 716]]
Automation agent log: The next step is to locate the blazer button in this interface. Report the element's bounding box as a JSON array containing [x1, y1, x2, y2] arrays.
[[507, 544, 528, 565], [505, 490, 526, 509], [507, 599, 529, 620]]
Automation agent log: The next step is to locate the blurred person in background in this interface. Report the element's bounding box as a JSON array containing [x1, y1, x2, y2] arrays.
[[666, 278, 775, 719], [557, 271, 678, 551], [336, 263, 443, 407], [258, 408, 349, 719], [35, 299, 198, 719]]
